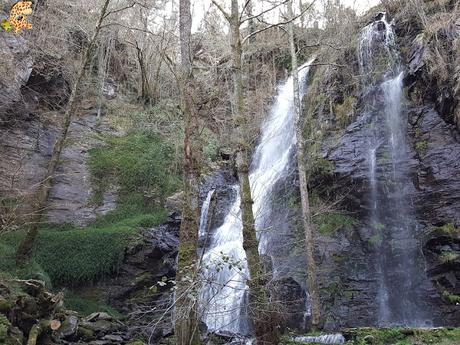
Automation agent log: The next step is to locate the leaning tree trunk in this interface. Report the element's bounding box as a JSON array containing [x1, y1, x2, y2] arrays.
[[230, 1, 278, 343], [16, 0, 111, 266], [174, 0, 202, 344], [287, 0, 321, 329]]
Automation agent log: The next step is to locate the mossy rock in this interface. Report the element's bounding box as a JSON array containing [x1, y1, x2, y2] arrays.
[[127, 341, 145, 345], [77, 325, 95, 339], [0, 298, 11, 313]]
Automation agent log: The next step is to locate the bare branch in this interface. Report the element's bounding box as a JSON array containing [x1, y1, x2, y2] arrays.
[[210, 0, 231, 21], [242, 0, 316, 44], [241, 0, 290, 24], [103, 1, 146, 19]]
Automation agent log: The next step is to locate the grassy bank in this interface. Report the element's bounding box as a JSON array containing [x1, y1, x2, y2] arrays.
[[0, 132, 181, 288]]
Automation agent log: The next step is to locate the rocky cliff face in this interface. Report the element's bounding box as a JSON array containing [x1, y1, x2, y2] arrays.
[[306, 7, 460, 329], [0, 112, 118, 227], [0, 30, 118, 227], [316, 101, 459, 329]]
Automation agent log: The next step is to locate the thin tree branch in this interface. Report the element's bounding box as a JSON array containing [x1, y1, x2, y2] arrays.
[[240, 0, 252, 20], [103, 1, 146, 19], [240, 0, 290, 24], [210, 0, 231, 21], [100, 22, 165, 38], [242, 0, 316, 44]]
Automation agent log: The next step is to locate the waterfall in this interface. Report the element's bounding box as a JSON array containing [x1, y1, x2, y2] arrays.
[[358, 13, 431, 326], [199, 190, 215, 238], [200, 59, 315, 335]]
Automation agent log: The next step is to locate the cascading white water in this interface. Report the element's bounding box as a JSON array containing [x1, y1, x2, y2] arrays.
[[251, 58, 315, 254], [200, 186, 249, 334], [358, 12, 431, 326], [200, 59, 315, 334], [358, 12, 397, 80], [293, 334, 345, 344], [199, 190, 215, 238]]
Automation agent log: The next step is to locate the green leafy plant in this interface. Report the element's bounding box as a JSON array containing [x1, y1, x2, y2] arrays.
[[314, 212, 359, 234], [435, 223, 459, 234], [439, 251, 459, 264]]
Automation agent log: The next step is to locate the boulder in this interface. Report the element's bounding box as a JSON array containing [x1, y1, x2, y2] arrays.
[[58, 315, 79, 338]]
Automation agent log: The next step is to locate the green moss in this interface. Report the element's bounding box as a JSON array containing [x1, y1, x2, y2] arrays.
[[178, 242, 196, 268], [439, 251, 459, 264], [314, 212, 358, 235], [64, 289, 121, 317], [371, 222, 385, 231], [310, 158, 335, 176], [0, 241, 52, 287], [442, 290, 460, 304], [435, 223, 459, 234], [0, 132, 179, 287], [88, 133, 181, 212], [415, 140, 428, 155], [334, 96, 357, 127], [0, 214, 158, 286], [369, 234, 383, 246]]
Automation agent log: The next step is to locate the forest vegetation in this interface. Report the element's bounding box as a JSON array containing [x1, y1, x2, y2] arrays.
[[0, 0, 459, 344]]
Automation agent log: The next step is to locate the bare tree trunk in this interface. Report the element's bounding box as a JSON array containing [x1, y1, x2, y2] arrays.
[[287, 0, 321, 330], [136, 41, 151, 105], [16, 0, 111, 266], [298, 0, 305, 28], [175, 0, 201, 344], [246, 0, 256, 43], [230, 1, 278, 343]]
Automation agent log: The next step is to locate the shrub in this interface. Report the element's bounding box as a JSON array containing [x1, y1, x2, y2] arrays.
[[314, 212, 359, 235], [415, 140, 428, 155], [439, 251, 459, 264], [435, 223, 459, 234]]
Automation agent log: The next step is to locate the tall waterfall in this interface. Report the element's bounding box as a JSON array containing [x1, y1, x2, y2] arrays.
[[358, 13, 431, 326], [200, 59, 315, 334]]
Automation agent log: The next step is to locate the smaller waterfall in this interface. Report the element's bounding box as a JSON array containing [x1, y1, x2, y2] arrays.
[[199, 190, 215, 238], [359, 12, 432, 326], [200, 187, 250, 334], [358, 12, 398, 80]]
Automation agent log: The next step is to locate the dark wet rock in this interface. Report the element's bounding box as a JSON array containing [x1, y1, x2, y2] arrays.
[[90, 219, 179, 341], [200, 170, 237, 232], [271, 277, 308, 331], [317, 102, 460, 328], [101, 221, 179, 306], [402, 18, 460, 130]]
